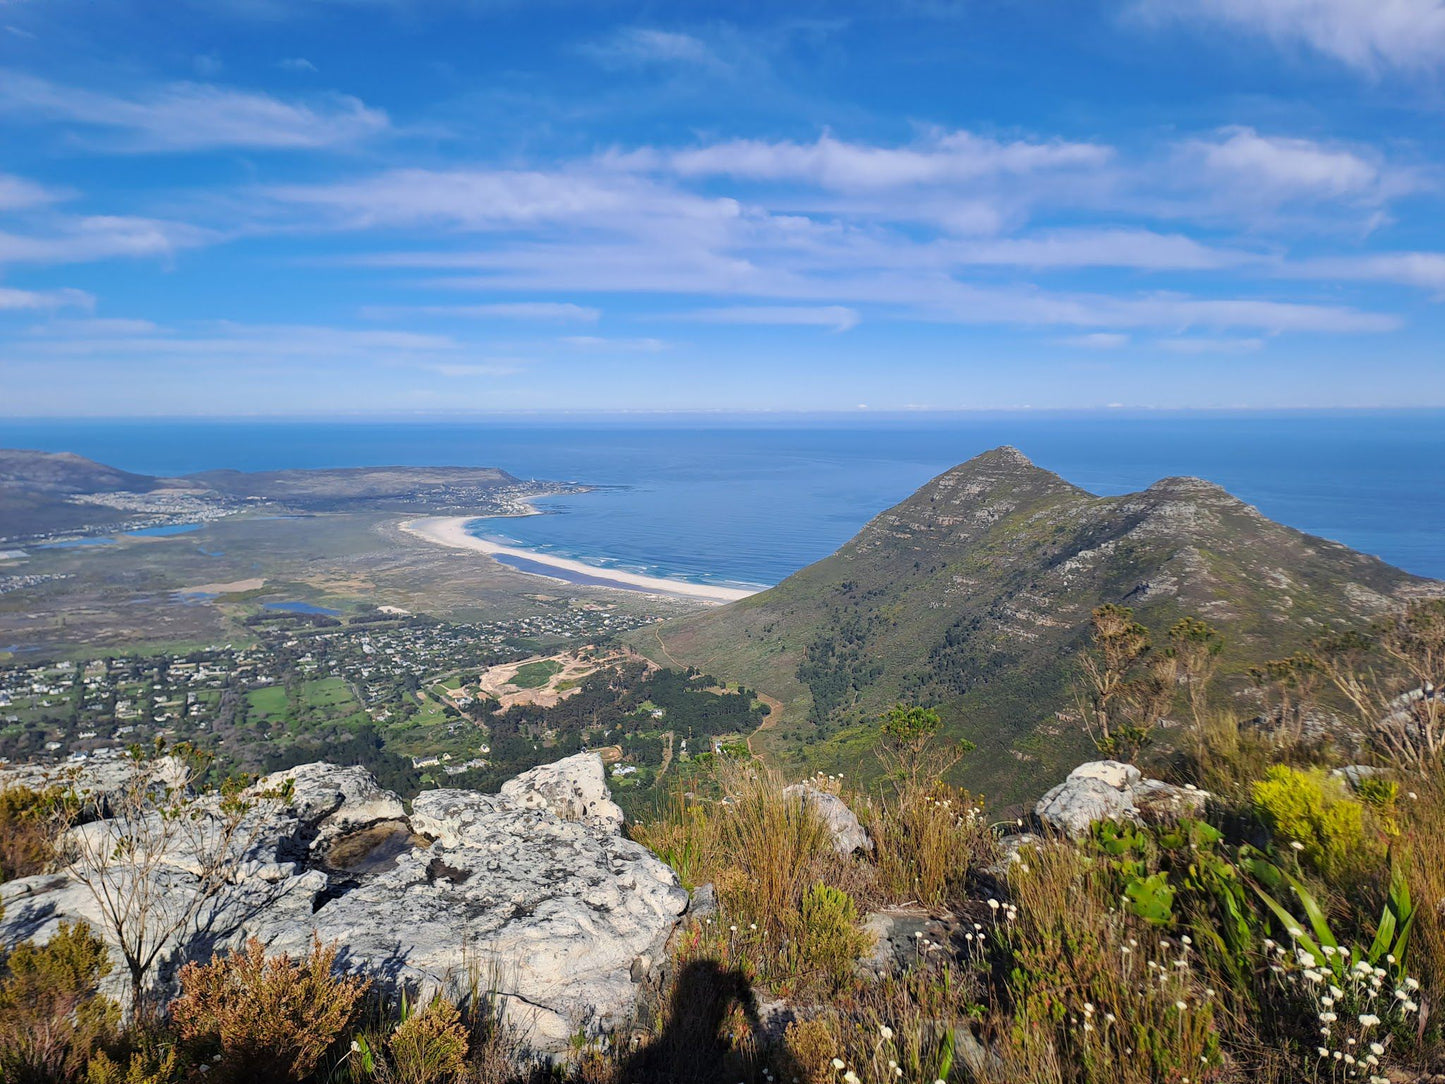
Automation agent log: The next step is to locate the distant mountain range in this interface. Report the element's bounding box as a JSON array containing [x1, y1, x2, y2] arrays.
[[0, 448, 540, 542], [637, 447, 1442, 802]]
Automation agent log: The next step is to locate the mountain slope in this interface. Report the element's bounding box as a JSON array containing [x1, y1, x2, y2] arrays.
[[637, 447, 1440, 801], [0, 449, 164, 539]]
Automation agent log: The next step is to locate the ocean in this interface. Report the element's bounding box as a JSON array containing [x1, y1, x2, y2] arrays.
[[4, 412, 1443, 588]]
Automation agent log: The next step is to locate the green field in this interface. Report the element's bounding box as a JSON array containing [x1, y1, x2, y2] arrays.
[[510, 659, 563, 689], [246, 685, 289, 719]]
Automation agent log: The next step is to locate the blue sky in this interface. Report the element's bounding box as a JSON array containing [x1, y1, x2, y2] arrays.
[[1, 0, 1444, 415]]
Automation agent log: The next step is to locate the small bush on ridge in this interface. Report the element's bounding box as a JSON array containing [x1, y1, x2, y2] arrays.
[[0, 921, 120, 1084], [169, 935, 368, 1082]]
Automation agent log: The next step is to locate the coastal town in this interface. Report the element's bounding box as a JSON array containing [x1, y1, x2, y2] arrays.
[[0, 600, 670, 782]]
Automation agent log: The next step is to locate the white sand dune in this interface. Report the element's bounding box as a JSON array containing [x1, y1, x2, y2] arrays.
[[399, 516, 759, 604]]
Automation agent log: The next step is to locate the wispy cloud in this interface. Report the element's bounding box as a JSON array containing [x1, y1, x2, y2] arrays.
[[0, 173, 63, 211], [1156, 335, 1266, 353], [0, 216, 211, 266], [1056, 332, 1130, 349], [422, 360, 528, 377], [1178, 127, 1403, 206], [1289, 252, 1445, 296], [1139, 0, 1445, 74], [17, 320, 471, 363], [677, 305, 860, 331], [614, 129, 1112, 192], [360, 301, 601, 322], [0, 70, 388, 151], [560, 335, 671, 351], [0, 285, 93, 311], [581, 27, 726, 71]]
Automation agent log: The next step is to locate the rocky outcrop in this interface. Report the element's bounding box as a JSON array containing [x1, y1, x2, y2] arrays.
[[264, 762, 406, 845], [0, 753, 686, 1054], [782, 783, 870, 855], [499, 752, 625, 832], [1034, 761, 1207, 838]]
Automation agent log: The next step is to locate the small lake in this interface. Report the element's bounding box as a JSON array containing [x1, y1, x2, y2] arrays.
[[37, 537, 117, 549], [126, 523, 203, 538]]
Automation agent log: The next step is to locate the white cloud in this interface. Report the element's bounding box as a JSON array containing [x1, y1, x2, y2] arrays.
[[423, 360, 527, 377], [1157, 336, 1266, 352], [266, 168, 739, 231], [361, 302, 601, 322], [0, 216, 211, 265], [0, 285, 92, 311], [583, 28, 724, 70], [677, 305, 860, 331], [560, 335, 671, 351], [28, 318, 161, 336], [20, 321, 467, 362], [1142, 0, 1445, 74], [617, 130, 1111, 192], [916, 286, 1397, 333], [261, 143, 1403, 339], [0, 70, 388, 151], [1056, 332, 1130, 349], [0, 173, 62, 211], [1183, 128, 1385, 202], [1290, 251, 1445, 295], [944, 229, 1252, 270], [278, 57, 318, 73]]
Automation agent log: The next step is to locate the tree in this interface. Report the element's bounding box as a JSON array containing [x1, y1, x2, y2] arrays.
[[1246, 652, 1321, 740], [1168, 617, 1225, 730], [1313, 600, 1445, 774], [1077, 605, 1158, 761], [57, 742, 290, 1017], [877, 703, 972, 789]]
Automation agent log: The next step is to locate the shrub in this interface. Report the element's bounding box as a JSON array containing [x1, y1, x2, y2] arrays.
[[1251, 765, 1377, 882], [169, 935, 368, 1082], [0, 784, 62, 881], [791, 884, 870, 993], [84, 1047, 182, 1084], [0, 921, 120, 1084], [383, 995, 469, 1084]]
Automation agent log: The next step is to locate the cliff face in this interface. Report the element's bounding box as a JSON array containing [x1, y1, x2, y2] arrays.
[[642, 447, 1440, 801]]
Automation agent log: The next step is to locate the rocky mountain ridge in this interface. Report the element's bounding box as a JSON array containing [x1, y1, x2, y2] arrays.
[[640, 447, 1441, 800]]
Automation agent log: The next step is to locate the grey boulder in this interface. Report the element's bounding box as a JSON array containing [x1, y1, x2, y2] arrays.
[[782, 783, 870, 855], [1034, 760, 1207, 838]]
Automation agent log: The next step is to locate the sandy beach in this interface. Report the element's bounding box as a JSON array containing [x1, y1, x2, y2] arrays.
[[399, 516, 759, 603]]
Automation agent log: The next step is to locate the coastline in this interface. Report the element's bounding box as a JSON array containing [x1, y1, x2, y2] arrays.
[[399, 515, 760, 604]]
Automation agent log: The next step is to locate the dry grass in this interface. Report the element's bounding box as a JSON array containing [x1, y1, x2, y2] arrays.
[[867, 779, 996, 908], [1401, 775, 1445, 1006], [984, 841, 1220, 1084]]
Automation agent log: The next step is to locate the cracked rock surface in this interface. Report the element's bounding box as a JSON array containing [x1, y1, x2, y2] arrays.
[[0, 751, 686, 1053]]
